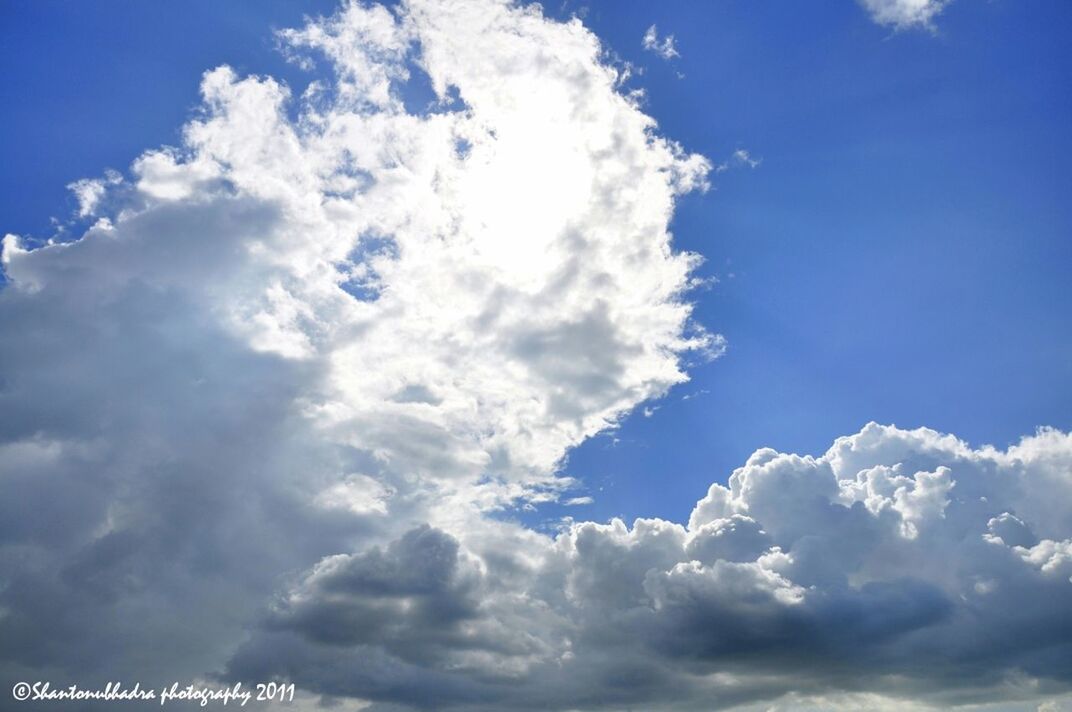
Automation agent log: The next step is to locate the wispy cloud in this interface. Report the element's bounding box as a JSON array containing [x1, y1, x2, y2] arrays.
[[642, 24, 680, 60], [715, 148, 762, 173]]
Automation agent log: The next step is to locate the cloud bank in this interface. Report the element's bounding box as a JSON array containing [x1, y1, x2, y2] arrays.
[[229, 423, 1072, 710], [1, 1, 1069, 711]]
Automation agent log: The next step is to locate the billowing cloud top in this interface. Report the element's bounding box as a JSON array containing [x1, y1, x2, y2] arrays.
[[4, 0, 714, 495], [228, 423, 1072, 710], [0, 1, 1069, 711]]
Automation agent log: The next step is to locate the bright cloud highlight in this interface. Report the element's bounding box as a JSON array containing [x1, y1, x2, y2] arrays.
[[859, 0, 952, 30], [0, 1, 1068, 711]]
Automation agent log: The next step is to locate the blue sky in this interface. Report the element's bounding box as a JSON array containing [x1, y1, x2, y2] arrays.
[[3, 2, 1070, 531], [2, 3, 1072, 709], [557, 1, 1072, 523]]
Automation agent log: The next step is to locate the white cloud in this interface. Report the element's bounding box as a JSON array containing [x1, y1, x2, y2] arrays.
[[859, 0, 951, 30], [67, 170, 121, 218], [230, 422, 1072, 710], [643, 24, 680, 60], [715, 148, 761, 173], [3, 0, 713, 493], [0, 0, 711, 703], [1, 1, 1068, 710]]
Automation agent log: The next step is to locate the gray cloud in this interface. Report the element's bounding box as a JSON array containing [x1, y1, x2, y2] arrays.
[[1, 0, 709, 706], [0, 2, 1069, 711], [226, 424, 1072, 711]]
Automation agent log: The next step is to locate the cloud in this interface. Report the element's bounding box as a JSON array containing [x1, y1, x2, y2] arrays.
[[229, 423, 1072, 710], [642, 25, 679, 60], [715, 148, 761, 174], [1, 1, 1069, 711], [858, 0, 952, 30], [0, 0, 710, 704]]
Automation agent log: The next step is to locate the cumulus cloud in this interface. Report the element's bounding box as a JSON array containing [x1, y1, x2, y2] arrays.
[[0, 0, 709, 705], [642, 25, 679, 60], [226, 423, 1072, 710], [1, 1, 1069, 711], [859, 0, 952, 30]]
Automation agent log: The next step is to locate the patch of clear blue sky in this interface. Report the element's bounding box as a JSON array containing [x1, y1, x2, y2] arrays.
[[2, 1, 1069, 527]]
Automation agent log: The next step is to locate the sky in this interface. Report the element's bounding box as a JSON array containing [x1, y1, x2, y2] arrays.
[[1, 1, 1071, 711]]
